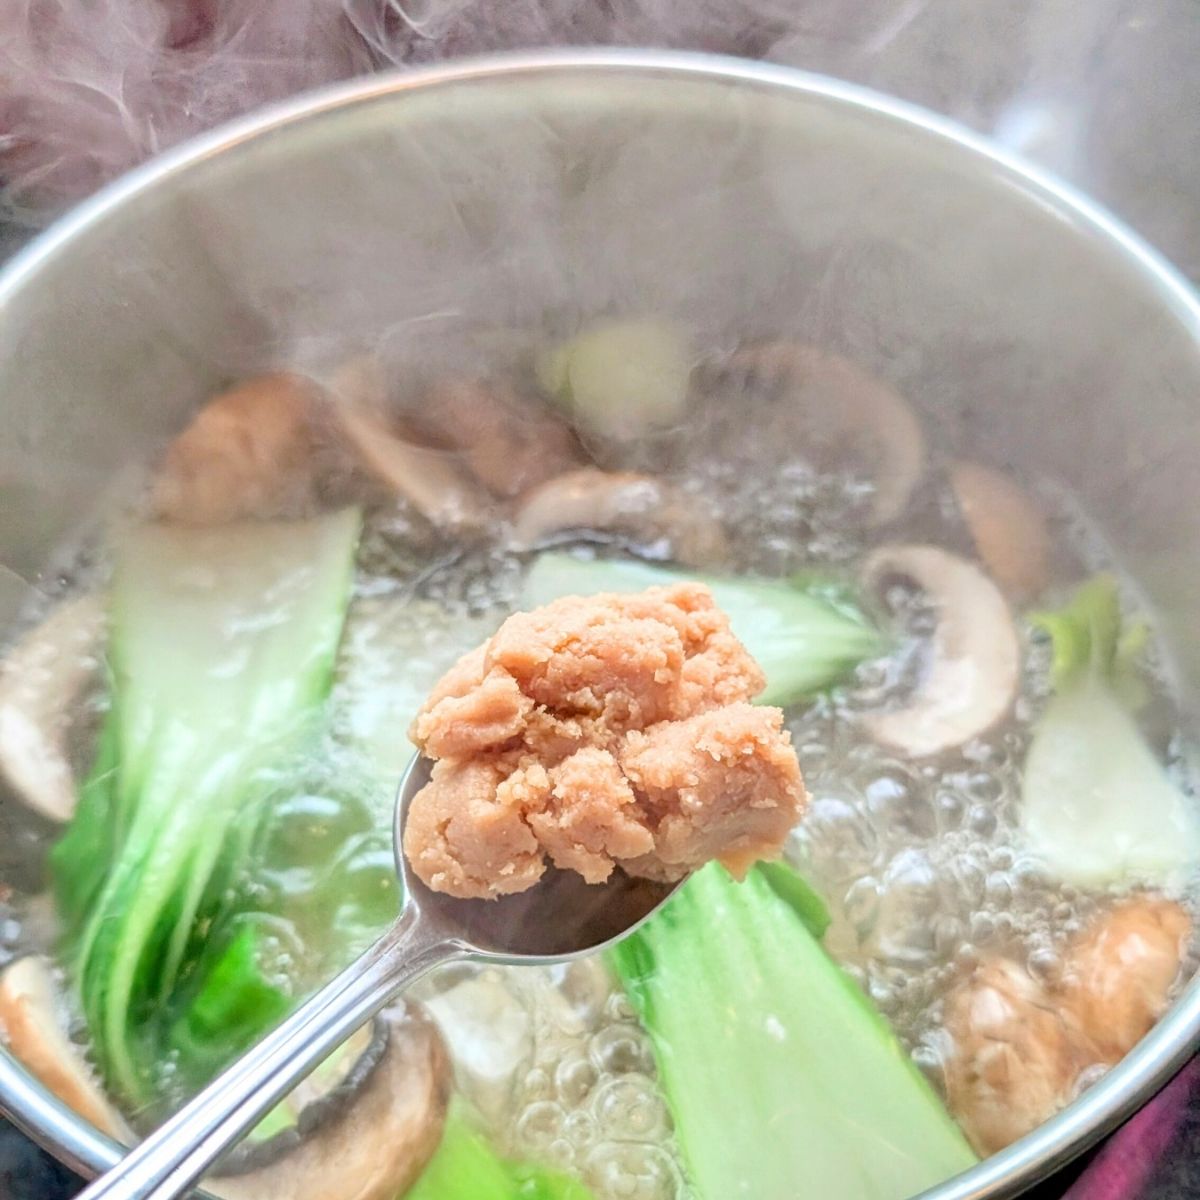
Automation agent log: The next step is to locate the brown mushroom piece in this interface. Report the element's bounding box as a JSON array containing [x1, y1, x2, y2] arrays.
[[941, 957, 1096, 1156], [419, 378, 582, 499], [1063, 896, 1191, 1061], [941, 896, 1190, 1156], [0, 956, 131, 1141], [327, 359, 492, 533], [861, 544, 1020, 758], [0, 594, 105, 822], [727, 341, 925, 526], [950, 461, 1051, 603], [151, 374, 323, 525], [511, 467, 729, 567], [212, 1005, 450, 1200]]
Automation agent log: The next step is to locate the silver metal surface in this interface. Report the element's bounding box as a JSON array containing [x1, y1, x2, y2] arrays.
[[73, 754, 679, 1200], [1, 49, 1199, 1200]]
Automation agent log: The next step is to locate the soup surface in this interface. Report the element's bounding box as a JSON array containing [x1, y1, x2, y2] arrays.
[[0, 326, 1196, 1200]]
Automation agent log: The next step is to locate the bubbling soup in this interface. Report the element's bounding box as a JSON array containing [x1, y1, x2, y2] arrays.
[[0, 324, 1196, 1200]]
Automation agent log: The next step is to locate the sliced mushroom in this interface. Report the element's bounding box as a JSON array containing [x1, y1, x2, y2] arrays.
[[861, 545, 1020, 757], [0, 956, 131, 1141], [0, 594, 105, 822], [420, 378, 582, 500], [511, 468, 729, 567], [212, 1004, 450, 1200], [328, 358, 492, 533], [726, 341, 925, 525], [950, 461, 1051, 603], [152, 374, 323, 525]]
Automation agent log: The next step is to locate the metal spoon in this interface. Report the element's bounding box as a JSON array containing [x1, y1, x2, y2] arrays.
[[76, 754, 682, 1200]]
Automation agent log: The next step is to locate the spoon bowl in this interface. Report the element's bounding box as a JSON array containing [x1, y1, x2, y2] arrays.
[[75, 753, 684, 1200], [396, 755, 682, 960]]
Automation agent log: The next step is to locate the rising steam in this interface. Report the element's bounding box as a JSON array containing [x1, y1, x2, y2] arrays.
[[0, 0, 830, 224]]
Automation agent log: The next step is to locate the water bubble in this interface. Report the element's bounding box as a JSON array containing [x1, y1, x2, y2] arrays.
[[589, 1025, 656, 1076], [562, 1109, 597, 1147], [843, 875, 882, 939], [864, 769, 935, 839], [604, 992, 638, 1023], [799, 795, 880, 881], [939, 849, 980, 908], [989, 847, 1015, 871], [935, 790, 966, 831], [523, 1067, 554, 1102], [966, 771, 1005, 804], [561, 957, 615, 1029], [872, 849, 940, 964], [955, 943, 981, 970], [1027, 947, 1063, 988], [593, 1076, 671, 1140], [933, 915, 966, 959], [970, 913, 997, 944], [584, 1142, 684, 1200], [556, 1055, 599, 1107], [516, 1100, 565, 1153], [985, 872, 1012, 907], [967, 805, 998, 837]]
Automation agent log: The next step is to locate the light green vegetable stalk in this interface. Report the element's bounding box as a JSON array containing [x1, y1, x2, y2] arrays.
[[609, 863, 976, 1200], [536, 318, 693, 439], [1020, 575, 1200, 887], [523, 552, 884, 707], [407, 1110, 593, 1200], [51, 511, 361, 1110]]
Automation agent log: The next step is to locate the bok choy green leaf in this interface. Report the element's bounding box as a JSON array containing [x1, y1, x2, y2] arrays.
[[1020, 576, 1200, 887], [51, 511, 360, 1110], [609, 862, 976, 1200], [408, 1110, 593, 1200]]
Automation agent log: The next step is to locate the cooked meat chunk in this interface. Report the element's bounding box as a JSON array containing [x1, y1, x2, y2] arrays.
[[404, 584, 804, 899]]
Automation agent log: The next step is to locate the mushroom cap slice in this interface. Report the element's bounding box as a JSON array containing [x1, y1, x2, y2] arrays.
[[0, 955, 131, 1141], [727, 342, 925, 526], [212, 1004, 450, 1200], [950, 461, 1051, 603], [511, 468, 729, 567], [329, 359, 492, 533], [862, 545, 1020, 758], [419, 378, 582, 500], [0, 594, 105, 822]]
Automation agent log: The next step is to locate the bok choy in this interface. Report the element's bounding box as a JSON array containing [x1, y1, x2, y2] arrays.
[[522, 552, 883, 706], [51, 511, 360, 1110], [1020, 576, 1200, 887], [609, 862, 976, 1200], [408, 1110, 593, 1200]]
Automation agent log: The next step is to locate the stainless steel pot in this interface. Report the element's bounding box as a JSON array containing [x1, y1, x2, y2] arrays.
[[1, 50, 1198, 1200]]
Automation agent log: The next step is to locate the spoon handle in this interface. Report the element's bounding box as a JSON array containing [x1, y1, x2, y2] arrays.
[[76, 906, 462, 1200]]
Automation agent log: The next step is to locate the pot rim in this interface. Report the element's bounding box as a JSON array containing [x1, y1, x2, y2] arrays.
[[2, 48, 1199, 1200]]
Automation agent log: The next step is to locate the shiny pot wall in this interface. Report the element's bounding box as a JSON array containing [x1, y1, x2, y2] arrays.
[[1, 51, 1199, 1200]]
